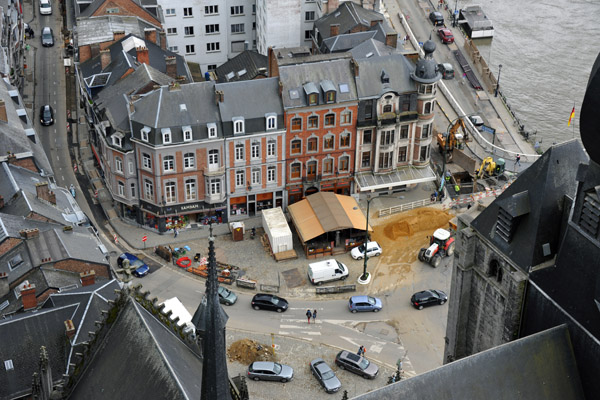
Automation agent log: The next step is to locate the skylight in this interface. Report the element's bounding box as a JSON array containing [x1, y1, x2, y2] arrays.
[[339, 84, 349, 93]]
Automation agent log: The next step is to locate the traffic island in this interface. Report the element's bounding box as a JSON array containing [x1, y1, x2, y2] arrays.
[[357, 272, 372, 285]]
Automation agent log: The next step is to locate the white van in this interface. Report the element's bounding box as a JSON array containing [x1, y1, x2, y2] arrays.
[[308, 259, 349, 285]]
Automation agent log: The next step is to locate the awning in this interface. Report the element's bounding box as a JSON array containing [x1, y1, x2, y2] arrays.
[[354, 165, 437, 192], [288, 192, 372, 243]]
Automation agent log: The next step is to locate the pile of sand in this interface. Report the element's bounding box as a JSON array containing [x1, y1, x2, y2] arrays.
[[381, 208, 452, 240], [227, 338, 276, 364]]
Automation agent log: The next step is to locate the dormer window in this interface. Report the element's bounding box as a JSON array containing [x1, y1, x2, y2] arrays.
[[141, 126, 150, 142], [303, 82, 319, 106], [162, 128, 172, 144], [308, 93, 318, 105], [320, 80, 336, 104], [233, 118, 244, 134], [266, 114, 277, 130], [207, 123, 217, 138], [112, 135, 122, 147], [183, 126, 192, 141]]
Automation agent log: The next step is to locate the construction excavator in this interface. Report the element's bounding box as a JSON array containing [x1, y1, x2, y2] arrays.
[[475, 157, 506, 178], [437, 118, 466, 162]]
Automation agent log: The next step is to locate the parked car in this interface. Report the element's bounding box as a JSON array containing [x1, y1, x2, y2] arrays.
[[469, 115, 485, 129], [39, 0, 52, 15], [310, 358, 342, 393], [251, 293, 288, 312], [40, 105, 54, 126], [410, 289, 448, 310], [218, 285, 237, 305], [247, 361, 294, 382], [335, 350, 379, 379], [41, 26, 53, 47], [429, 11, 444, 26], [348, 295, 382, 313], [438, 28, 455, 44], [117, 252, 150, 278], [438, 63, 455, 79], [350, 241, 382, 260]]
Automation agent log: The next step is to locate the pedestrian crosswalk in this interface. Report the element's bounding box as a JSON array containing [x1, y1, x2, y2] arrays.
[[278, 307, 323, 340]]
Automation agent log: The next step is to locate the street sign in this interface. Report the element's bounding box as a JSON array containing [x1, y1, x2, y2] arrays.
[[142, 235, 148, 242], [481, 124, 496, 134]]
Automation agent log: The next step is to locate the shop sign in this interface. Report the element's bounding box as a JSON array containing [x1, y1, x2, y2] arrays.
[[140, 200, 205, 216]]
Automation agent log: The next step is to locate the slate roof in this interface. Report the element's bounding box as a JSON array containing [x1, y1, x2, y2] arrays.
[[278, 58, 358, 109], [77, 0, 158, 22], [0, 304, 77, 398], [215, 50, 268, 83], [0, 77, 52, 175], [350, 38, 401, 59], [27, 228, 108, 266], [470, 140, 588, 272], [76, 15, 160, 47], [95, 63, 174, 142], [0, 163, 88, 225], [130, 81, 220, 133], [314, 2, 390, 42], [320, 26, 385, 54], [354, 54, 416, 99], [79, 34, 190, 95], [68, 297, 203, 399], [357, 325, 584, 400]]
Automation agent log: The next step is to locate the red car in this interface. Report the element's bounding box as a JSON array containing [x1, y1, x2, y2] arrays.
[[438, 28, 455, 44]]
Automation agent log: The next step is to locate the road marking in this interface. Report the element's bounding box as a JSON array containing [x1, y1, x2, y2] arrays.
[[281, 318, 322, 324], [288, 307, 324, 310], [56, 155, 59, 160], [61, 176, 64, 181], [279, 325, 305, 329], [339, 336, 361, 348], [304, 331, 321, 336], [368, 344, 383, 354]]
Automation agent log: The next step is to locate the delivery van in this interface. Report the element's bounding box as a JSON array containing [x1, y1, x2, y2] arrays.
[[308, 259, 349, 285]]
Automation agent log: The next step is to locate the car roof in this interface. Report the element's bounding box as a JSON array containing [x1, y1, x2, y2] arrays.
[[340, 351, 361, 362], [415, 290, 433, 297], [251, 361, 275, 369], [350, 295, 369, 302]]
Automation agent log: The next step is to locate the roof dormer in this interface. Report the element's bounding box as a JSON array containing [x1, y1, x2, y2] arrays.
[[303, 82, 319, 106], [320, 80, 336, 104]]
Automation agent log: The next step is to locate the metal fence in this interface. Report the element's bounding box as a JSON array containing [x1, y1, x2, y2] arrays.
[[378, 198, 436, 217], [315, 284, 357, 294]]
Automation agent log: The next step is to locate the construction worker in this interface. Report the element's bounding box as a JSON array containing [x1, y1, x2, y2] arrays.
[[454, 184, 460, 195]]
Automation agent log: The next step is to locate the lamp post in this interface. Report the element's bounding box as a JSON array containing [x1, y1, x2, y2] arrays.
[[453, 0, 459, 27], [360, 197, 374, 282], [495, 64, 502, 97]]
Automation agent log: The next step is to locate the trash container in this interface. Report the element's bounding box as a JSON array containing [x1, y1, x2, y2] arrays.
[[230, 222, 244, 241]]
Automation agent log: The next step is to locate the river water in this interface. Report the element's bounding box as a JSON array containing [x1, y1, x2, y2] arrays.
[[456, 0, 600, 150]]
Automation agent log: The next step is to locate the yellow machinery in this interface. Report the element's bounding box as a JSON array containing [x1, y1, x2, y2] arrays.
[[476, 157, 506, 178], [437, 118, 466, 162]]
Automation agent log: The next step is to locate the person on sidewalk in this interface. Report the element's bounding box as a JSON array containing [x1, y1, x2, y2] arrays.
[[312, 309, 317, 323], [357, 345, 365, 356], [306, 309, 312, 324], [174, 228, 179, 238], [515, 154, 521, 167]]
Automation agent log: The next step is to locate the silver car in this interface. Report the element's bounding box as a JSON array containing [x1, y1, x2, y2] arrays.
[[247, 361, 294, 382], [41, 26, 53, 47], [310, 358, 342, 393]]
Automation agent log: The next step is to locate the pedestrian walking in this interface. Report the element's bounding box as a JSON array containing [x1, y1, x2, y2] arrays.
[[312, 309, 317, 323], [357, 345, 365, 356], [306, 309, 312, 324], [174, 228, 179, 238], [515, 154, 521, 166]]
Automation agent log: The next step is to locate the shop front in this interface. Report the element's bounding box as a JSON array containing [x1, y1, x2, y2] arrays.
[[139, 200, 226, 233], [230, 191, 285, 219], [287, 185, 303, 206]]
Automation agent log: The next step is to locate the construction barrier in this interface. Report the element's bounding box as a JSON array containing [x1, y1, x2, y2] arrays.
[[443, 180, 515, 210]]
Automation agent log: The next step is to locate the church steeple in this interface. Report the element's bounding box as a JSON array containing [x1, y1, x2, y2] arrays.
[[192, 224, 232, 400]]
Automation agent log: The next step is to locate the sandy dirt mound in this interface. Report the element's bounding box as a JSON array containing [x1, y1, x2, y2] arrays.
[[367, 208, 454, 291], [228, 338, 276, 364]]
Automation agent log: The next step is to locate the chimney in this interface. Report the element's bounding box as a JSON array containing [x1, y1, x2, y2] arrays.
[[159, 31, 167, 50], [267, 47, 280, 78], [7, 152, 16, 164], [278, 81, 283, 97], [64, 320, 76, 340], [351, 59, 359, 77], [100, 49, 111, 70], [0, 195, 4, 209], [385, 33, 398, 49], [165, 56, 177, 79], [330, 24, 340, 37], [144, 28, 157, 44], [35, 182, 56, 205], [0, 100, 7, 123], [168, 82, 181, 91], [20, 228, 40, 239], [136, 46, 149, 65], [215, 90, 224, 104], [80, 270, 96, 287], [21, 283, 37, 310], [113, 30, 126, 42], [327, 0, 339, 13], [0, 272, 8, 298]]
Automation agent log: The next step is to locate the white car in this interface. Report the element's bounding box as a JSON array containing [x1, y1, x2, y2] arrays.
[[39, 0, 52, 15], [351, 241, 382, 260]]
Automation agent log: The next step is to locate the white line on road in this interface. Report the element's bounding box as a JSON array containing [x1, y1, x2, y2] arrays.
[[280, 318, 322, 324], [56, 155, 59, 160], [61, 176, 64, 181], [339, 336, 361, 348], [279, 325, 304, 329], [303, 332, 321, 336]]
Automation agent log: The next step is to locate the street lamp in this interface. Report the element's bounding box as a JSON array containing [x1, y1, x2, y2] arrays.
[[453, 0, 459, 27], [495, 64, 502, 97]]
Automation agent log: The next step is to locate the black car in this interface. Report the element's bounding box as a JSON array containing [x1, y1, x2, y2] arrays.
[[429, 11, 444, 26], [334, 350, 379, 379], [251, 293, 288, 312], [411, 289, 448, 310], [40, 105, 54, 126]]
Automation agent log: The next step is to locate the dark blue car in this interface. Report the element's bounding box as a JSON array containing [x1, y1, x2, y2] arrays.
[[118, 253, 149, 277]]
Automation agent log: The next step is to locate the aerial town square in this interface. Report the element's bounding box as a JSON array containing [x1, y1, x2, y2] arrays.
[[0, 0, 598, 399]]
